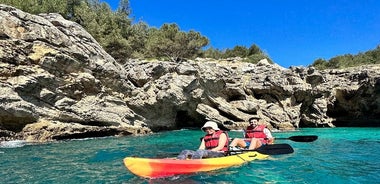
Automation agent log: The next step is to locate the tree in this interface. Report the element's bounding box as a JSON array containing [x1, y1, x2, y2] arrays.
[[115, 0, 132, 38], [103, 31, 132, 63], [248, 44, 262, 55], [77, 0, 132, 62], [202, 47, 223, 59], [117, 0, 130, 15], [66, 0, 82, 20], [222, 46, 249, 58], [125, 21, 149, 58], [1, 0, 69, 16], [311, 58, 328, 70], [311, 45, 380, 69], [146, 23, 209, 62]]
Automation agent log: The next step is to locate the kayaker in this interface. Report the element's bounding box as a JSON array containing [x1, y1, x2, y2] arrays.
[[229, 116, 274, 150], [177, 121, 229, 159]]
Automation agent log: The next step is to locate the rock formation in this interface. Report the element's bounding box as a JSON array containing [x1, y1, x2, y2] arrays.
[[0, 5, 379, 142]]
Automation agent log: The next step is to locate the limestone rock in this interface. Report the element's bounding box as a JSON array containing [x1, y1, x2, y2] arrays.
[[0, 5, 379, 142]]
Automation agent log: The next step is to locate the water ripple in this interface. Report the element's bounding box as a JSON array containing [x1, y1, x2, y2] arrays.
[[1, 128, 379, 183]]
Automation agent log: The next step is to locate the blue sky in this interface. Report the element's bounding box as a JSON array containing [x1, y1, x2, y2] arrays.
[[104, 0, 380, 68]]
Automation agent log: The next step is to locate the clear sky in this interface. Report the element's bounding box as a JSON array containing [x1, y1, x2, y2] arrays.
[[104, 0, 380, 68]]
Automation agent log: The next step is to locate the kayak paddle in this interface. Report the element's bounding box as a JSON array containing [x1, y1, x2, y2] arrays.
[[275, 135, 318, 142], [227, 143, 294, 155], [160, 143, 294, 158], [231, 135, 318, 143]]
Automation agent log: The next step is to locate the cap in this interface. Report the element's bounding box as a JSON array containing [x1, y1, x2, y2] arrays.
[[201, 121, 220, 131]]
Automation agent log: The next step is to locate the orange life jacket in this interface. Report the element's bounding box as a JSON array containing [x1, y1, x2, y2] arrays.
[[244, 125, 269, 144], [203, 130, 229, 151]]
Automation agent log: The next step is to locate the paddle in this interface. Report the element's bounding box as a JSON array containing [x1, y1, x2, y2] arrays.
[[227, 143, 294, 155], [274, 135, 318, 142], [230, 135, 318, 143], [158, 144, 294, 158]]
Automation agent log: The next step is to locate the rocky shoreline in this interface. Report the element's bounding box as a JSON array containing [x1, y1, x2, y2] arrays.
[[1, 5, 379, 142]]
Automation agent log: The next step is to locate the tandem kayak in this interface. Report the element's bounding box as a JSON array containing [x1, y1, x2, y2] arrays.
[[123, 143, 294, 178], [123, 151, 269, 178]]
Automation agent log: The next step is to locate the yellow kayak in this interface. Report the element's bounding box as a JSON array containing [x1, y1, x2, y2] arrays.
[[123, 151, 269, 178]]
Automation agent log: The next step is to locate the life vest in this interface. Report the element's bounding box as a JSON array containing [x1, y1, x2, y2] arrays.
[[203, 130, 229, 151], [244, 125, 269, 144]]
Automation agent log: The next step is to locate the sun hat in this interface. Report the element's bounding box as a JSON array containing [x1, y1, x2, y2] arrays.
[[201, 121, 220, 131]]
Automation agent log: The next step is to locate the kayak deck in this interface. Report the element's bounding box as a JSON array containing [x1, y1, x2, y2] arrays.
[[123, 151, 268, 178]]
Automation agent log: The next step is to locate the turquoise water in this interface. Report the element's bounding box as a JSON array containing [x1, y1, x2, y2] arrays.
[[1, 128, 379, 184]]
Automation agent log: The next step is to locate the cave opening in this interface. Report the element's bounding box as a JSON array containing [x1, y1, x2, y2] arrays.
[[326, 99, 380, 127], [175, 110, 204, 129], [332, 118, 380, 127]]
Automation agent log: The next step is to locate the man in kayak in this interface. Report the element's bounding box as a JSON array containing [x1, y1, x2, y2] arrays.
[[229, 116, 274, 150], [177, 121, 229, 159]]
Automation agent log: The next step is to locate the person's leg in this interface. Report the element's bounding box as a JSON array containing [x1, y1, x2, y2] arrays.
[[191, 149, 208, 159], [230, 138, 247, 148], [229, 138, 239, 147], [192, 150, 224, 159], [177, 150, 196, 160], [207, 151, 225, 158], [248, 138, 263, 150]]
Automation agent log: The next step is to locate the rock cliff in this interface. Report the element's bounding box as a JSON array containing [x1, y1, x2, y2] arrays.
[[1, 5, 379, 142]]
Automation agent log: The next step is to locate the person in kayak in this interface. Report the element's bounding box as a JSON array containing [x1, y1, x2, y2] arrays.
[[229, 116, 274, 150], [177, 121, 229, 159]]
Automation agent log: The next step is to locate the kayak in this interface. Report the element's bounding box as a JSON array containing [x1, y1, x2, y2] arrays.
[[123, 143, 295, 178], [123, 151, 269, 178]]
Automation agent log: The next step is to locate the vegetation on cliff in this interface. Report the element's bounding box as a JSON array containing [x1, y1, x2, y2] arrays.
[[0, 0, 270, 63], [311, 45, 380, 70], [1, 0, 378, 67]]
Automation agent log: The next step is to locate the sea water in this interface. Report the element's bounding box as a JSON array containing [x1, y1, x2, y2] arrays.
[[0, 128, 379, 184]]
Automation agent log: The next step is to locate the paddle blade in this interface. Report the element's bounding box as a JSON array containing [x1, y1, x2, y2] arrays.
[[288, 135, 318, 142], [256, 144, 294, 155], [227, 144, 294, 155]]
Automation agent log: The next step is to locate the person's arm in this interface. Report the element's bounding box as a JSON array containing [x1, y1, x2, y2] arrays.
[[198, 138, 206, 150], [210, 133, 227, 151], [264, 128, 274, 144]]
